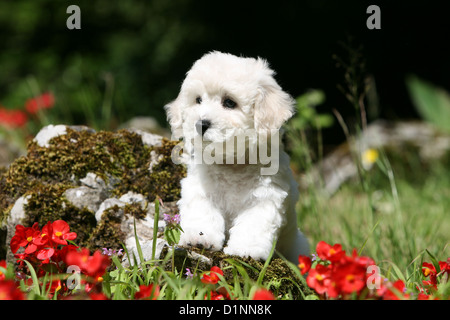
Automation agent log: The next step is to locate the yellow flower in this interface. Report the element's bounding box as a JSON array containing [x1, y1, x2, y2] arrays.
[[362, 148, 379, 169]]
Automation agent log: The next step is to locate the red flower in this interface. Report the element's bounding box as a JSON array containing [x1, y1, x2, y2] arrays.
[[33, 221, 52, 247], [45, 278, 63, 298], [25, 92, 55, 114], [328, 261, 367, 297], [438, 259, 450, 276], [316, 241, 345, 262], [0, 260, 6, 281], [422, 262, 436, 278], [134, 284, 160, 300], [89, 292, 109, 300], [0, 107, 28, 128], [380, 280, 410, 300], [421, 262, 438, 290], [252, 288, 275, 300], [350, 249, 376, 268], [65, 248, 110, 282], [417, 293, 439, 300], [298, 255, 312, 275], [208, 290, 226, 300], [306, 264, 331, 295], [201, 266, 224, 285], [54, 244, 79, 263], [50, 220, 77, 245], [36, 247, 56, 261], [10, 223, 41, 254], [0, 280, 26, 300]]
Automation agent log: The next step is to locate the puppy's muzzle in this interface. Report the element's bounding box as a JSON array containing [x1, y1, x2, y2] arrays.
[[195, 119, 211, 136]]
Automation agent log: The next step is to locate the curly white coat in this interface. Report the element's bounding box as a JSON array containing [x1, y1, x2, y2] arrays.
[[165, 51, 309, 263]]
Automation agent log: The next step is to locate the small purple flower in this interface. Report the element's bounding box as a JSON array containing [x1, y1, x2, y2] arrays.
[[311, 253, 318, 262], [163, 213, 171, 224], [185, 268, 194, 279], [163, 213, 181, 226], [102, 248, 124, 257], [173, 214, 181, 224]]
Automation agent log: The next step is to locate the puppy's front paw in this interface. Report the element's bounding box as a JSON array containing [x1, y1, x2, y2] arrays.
[[223, 243, 271, 261], [178, 228, 225, 251]]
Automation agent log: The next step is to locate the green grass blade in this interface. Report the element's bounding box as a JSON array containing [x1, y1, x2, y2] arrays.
[[21, 259, 41, 296], [383, 260, 406, 282], [133, 217, 145, 265], [257, 240, 277, 285], [358, 219, 381, 256], [425, 249, 442, 273], [152, 198, 160, 261]]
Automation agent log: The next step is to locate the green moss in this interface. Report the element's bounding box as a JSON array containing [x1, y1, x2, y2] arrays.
[[115, 139, 186, 201], [88, 205, 126, 251], [0, 126, 185, 260]]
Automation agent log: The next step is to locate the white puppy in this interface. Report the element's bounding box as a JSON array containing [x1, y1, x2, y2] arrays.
[[165, 51, 309, 264]]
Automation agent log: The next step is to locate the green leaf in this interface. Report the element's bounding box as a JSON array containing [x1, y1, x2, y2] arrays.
[[257, 240, 276, 285], [314, 114, 334, 128], [384, 260, 406, 283], [425, 249, 442, 274], [164, 228, 181, 246], [296, 89, 326, 108], [406, 75, 450, 132], [152, 197, 160, 261], [133, 217, 145, 265], [21, 259, 41, 296]]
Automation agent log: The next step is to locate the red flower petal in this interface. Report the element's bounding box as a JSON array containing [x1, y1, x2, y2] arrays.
[[298, 255, 312, 275], [252, 288, 275, 300]]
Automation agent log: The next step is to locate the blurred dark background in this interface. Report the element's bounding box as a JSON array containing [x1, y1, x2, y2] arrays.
[[0, 0, 448, 148]]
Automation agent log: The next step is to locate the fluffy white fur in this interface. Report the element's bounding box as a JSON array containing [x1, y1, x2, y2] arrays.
[[165, 51, 309, 263]]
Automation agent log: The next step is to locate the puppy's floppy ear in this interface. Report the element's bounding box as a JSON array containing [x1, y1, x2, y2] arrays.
[[164, 96, 183, 140], [254, 63, 295, 132]]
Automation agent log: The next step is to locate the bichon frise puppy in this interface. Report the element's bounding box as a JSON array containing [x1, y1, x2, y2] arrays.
[[165, 51, 309, 263]]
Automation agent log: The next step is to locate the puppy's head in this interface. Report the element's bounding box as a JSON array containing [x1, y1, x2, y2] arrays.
[[165, 51, 295, 143]]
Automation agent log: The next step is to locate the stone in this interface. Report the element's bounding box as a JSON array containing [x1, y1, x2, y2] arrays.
[[64, 186, 107, 214], [0, 124, 186, 263], [33, 124, 67, 147]]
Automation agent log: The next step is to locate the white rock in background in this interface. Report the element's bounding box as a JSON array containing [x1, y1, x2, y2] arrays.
[[7, 195, 31, 227], [123, 237, 168, 266], [80, 172, 107, 189], [33, 124, 67, 147], [64, 186, 106, 213], [119, 191, 147, 209], [6, 195, 31, 262], [130, 129, 163, 147], [95, 198, 125, 222]]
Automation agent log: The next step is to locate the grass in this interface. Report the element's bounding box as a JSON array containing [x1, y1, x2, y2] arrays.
[[297, 143, 450, 283]]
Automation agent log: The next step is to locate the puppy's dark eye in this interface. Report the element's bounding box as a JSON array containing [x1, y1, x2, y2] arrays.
[[195, 97, 202, 104], [223, 98, 237, 109]]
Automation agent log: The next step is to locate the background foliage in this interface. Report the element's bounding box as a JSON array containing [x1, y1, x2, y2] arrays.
[[0, 0, 448, 140]]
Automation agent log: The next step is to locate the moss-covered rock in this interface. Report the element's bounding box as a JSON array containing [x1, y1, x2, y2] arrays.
[[0, 124, 185, 261], [164, 247, 313, 299]]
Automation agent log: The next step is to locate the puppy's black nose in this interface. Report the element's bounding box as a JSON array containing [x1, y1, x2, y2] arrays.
[[195, 119, 211, 136]]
